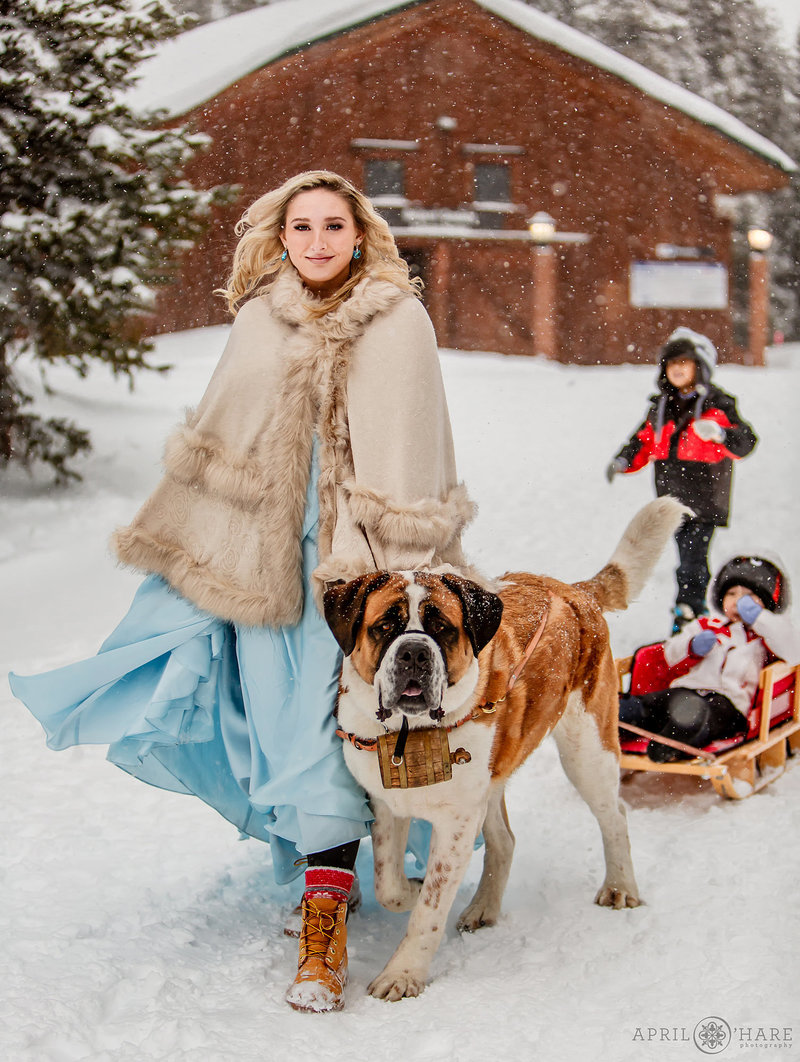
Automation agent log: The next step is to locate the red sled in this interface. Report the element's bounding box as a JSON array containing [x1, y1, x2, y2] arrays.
[[616, 643, 800, 798]]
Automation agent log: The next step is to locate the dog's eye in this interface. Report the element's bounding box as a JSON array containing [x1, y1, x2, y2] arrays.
[[369, 620, 396, 638], [426, 617, 453, 637]]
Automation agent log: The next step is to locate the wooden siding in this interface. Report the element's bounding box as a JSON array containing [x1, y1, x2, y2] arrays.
[[149, 0, 788, 363]]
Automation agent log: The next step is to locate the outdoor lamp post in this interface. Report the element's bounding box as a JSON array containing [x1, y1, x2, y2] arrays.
[[527, 212, 590, 359], [528, 212, 557, 359], [529, 211, 557, 243], [747, 226, 773, 367]]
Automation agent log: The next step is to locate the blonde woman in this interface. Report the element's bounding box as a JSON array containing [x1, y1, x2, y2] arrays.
[[10, 171, 475, 1013]]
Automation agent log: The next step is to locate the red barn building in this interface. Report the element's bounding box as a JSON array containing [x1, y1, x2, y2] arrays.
[[132, 0, 794, 363]]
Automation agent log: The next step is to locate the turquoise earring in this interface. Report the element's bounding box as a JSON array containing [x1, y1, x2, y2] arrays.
[[352, 246, 362, 260], [281, 249, 288, 261]]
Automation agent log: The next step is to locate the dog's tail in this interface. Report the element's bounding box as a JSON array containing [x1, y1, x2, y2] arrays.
[[575, 497, 690, 612]]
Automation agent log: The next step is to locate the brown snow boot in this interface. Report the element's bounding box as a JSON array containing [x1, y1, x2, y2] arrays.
[[283, 872, 362, 938], [285, 893, 349, 1013]]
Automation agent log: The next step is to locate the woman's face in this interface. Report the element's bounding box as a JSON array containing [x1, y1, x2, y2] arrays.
[[280, 188, 362, 294], [665, 355, 697, 393]]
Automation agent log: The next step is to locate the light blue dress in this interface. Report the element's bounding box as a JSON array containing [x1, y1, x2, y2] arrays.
[[9, 442, 373, 884]]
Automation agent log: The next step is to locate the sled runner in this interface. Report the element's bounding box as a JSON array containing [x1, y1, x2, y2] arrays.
[[616, 643, 800, 798]]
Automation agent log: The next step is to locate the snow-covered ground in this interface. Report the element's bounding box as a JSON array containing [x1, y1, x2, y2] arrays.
[[2, 333, 799, 1061]]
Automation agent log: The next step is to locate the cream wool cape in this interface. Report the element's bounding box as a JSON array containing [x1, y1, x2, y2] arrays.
[[113, 270, 476, 628]]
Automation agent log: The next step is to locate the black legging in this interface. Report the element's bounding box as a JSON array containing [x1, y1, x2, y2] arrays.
[[307, 840, 360, 870], [619, 686, 748, 751], [674, 519, 715, 616]]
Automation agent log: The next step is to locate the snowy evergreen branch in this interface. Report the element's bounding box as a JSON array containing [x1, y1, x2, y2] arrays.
[[0, 0, 231, 483]]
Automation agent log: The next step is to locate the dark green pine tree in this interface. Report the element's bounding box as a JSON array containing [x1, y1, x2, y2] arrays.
[[766, 28, 800, 337], [533, 0, 794, 141], [681, 0, 793, 137], [0, 0, 227, 482]]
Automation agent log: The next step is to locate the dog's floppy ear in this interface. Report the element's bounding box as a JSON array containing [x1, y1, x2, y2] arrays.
[[323, 573, 392, 656], [440, 573, 503, 656]]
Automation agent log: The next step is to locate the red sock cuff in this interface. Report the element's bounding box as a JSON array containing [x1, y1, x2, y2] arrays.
[[304, 866, 355, 901]]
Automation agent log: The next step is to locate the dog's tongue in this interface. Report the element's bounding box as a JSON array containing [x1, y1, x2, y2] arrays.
[[403, 682, 423, 697]]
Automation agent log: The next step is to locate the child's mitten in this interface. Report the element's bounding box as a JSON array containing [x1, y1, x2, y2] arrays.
[[605, 457, 628, 482], [690, 629, 718, 656], [692, 419, 726, 443], [737, 595, 763, 626]]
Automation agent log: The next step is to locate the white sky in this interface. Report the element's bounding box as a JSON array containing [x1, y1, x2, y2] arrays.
[[758, 0, 800, 42]]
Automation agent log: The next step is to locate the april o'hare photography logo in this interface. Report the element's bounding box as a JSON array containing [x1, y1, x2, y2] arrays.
[[694, 1017, 732, 1055], [632, 1017, 793, 1053]]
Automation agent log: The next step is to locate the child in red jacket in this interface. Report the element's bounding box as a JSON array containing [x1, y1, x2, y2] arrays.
[[606, 328, 757, 632], [618, 556, 800, 761]]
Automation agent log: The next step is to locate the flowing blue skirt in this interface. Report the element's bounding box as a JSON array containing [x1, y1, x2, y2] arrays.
[[9, 447, 373, 884]]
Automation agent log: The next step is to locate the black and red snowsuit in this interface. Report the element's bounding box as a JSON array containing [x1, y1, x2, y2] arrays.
[[613, 361, 757, 620], [615, 383, 757, 524]]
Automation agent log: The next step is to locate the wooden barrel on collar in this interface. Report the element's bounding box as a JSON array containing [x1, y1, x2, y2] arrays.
[[377, 727, 454, 789]]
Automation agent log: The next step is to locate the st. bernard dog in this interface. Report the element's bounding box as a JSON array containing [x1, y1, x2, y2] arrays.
[[323, 497, 686, 1002]]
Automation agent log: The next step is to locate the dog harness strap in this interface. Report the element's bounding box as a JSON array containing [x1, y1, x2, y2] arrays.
[[391, 715, 410, 765], [618, 721, 716, 762], [507, 603, 549, 693], [475, 599, 550, 715]]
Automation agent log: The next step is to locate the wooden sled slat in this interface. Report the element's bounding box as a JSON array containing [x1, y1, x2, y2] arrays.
[[617, 655, 800, 799]]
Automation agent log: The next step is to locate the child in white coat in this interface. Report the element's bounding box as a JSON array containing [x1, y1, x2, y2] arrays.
[[619, 555, 800, 761]]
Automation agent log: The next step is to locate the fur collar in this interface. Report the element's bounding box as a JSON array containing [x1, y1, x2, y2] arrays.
[[267, 268, 408, 338]]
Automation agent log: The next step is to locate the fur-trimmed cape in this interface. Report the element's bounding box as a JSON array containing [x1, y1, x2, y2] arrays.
[[112, 270, 476, 627]]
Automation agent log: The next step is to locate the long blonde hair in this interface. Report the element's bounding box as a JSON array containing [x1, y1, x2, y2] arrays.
[[218, 170, 422, 317]]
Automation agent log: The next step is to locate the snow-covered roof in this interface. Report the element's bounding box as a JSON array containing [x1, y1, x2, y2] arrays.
[[128, 0, 796, 173]]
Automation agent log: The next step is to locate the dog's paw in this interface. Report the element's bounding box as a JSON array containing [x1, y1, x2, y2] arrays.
[[456, 900, 499, 933], [376, 876, 422, 913], [368, 967, 426, 1001], [595, 885, 641, 909]]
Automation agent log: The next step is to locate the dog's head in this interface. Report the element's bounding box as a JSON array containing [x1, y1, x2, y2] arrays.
[[324, 571, 503, 722]]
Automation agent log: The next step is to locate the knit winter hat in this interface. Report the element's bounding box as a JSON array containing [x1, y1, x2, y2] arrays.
[[659, 327, 717, 387], [710, 555, 789, 614]]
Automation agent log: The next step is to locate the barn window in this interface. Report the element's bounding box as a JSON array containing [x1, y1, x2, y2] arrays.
[[364, 158, 405, 197], [474, 162, 510, 202], [363, 158, 407, 226], [473, 162, 512, 229]]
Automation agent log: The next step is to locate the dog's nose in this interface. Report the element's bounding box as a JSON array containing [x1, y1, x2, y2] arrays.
[[397, 636, 434, 669]]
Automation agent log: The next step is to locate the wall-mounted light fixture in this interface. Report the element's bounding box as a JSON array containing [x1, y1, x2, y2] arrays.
[[746, 227, 773, 253], [528, 211, 556, 244], [527, 211, 591, 245]]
